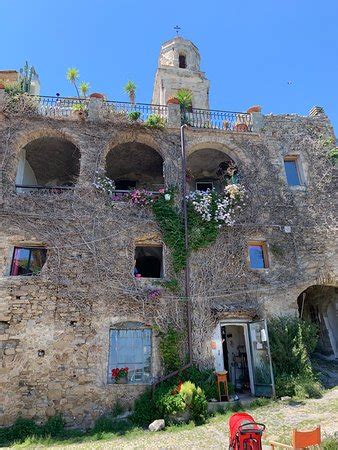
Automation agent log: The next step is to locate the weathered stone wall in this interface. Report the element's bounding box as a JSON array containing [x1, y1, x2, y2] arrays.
[[0, 104, 336, 427]]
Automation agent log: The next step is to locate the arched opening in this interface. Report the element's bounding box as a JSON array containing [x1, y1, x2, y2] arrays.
[[105, 142, 164, 192], [298, 285, 338, 358], [15, 136, 80, 192], [186, 148, 238, 192]]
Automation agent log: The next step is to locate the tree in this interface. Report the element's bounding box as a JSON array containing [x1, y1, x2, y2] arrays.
[[124, 81, 136, 104]]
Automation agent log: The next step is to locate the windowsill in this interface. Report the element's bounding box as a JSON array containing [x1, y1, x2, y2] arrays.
[[107, 382, 152, 386], [249, 268, 270, 272], [289, 184, 307, 191]]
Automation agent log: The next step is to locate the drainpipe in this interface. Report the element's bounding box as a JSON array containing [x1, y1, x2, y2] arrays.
[[152, 124, 193, 390], [181, 124, 193, 365]]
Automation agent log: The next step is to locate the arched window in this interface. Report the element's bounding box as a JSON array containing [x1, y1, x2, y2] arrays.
[[179, 54, 187, 68]]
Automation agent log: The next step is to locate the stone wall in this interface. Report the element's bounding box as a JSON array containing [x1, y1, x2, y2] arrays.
[[0, 101, 336, 426]]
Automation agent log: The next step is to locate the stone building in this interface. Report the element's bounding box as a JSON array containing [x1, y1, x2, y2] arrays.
[[0, 36, 337, 428]]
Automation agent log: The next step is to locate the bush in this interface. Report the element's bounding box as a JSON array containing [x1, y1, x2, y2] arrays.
[[268, 316, 321, 398], [130, 389, 159, 427], [128, 111, 141, 121], [180, 366, 218, 401], [154, 381, 208, 424], [41, 415, 65, 437], [93, 415, 114, 433], [145, 113, 166, 129]]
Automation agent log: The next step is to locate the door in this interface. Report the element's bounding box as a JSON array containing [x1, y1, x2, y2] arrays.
[[248, 320, 275, 397], [211, 323, 224, 372]]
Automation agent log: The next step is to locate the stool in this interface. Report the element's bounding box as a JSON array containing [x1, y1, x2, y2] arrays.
[[216, 371, 229, 402]]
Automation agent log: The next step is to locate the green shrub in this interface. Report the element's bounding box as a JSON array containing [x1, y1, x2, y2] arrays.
[[41, 415, 65, 437], [130, 389, 159, 427], [93, 415, 114, 433], [180, 366, 218, 401], [128, 111, 141, 121], [268, 316, 320, 398], [145, 113, 166, 129], [323, 436, 338, 449], [190, 386, 208, 424]]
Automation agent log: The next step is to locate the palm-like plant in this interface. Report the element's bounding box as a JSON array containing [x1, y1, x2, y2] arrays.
[[176, 89, 193, 111], [66, 68, 80, 98], [124, 80, 136, 104], [80, 82, 90, 98]]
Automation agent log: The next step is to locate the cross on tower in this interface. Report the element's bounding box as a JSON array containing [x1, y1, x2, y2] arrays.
[[174, 25, 181, 36]]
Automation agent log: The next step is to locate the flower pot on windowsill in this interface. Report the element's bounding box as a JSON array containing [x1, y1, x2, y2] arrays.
[[0, 83, 5, 90], [115, 376, 128, 384]]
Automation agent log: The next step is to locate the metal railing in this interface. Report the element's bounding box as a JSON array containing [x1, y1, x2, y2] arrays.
[[182, 108, 253, 132], [104, 100, 168, 122], [15, 184, 75, 193], [30, 95, 86, 118]]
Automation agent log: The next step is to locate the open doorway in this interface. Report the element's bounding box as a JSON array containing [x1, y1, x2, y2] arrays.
[[221, 324, 250, 393]]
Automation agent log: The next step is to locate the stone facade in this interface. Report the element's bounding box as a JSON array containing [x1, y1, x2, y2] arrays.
[[0, 40, 337, 428]]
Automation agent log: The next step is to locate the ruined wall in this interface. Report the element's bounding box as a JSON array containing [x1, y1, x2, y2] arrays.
[[0, 102, 336, 426]]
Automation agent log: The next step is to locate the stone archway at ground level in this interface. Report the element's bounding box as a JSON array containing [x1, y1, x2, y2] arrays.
[[297, 285, 338, 358]]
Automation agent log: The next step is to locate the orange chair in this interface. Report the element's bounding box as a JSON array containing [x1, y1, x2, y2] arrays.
[[270, 425, 321, 449], [216, 371, 229, 402]]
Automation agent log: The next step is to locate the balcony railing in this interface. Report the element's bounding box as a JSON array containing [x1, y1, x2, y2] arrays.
[[34, 96, 85, 117], [104, 100, 168, 122], [182, 108, 253, 132], [15, 184, 75, 193]]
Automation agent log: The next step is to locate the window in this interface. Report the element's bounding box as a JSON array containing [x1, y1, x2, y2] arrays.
[[179, 54, 186, 68], [108, 325, 152, 384], [134, 245, 163, 278], [284, 156, 301, 186], [196, 181, 214, 191], [248, 242, 269, 269], [10, 247, 47, 276]]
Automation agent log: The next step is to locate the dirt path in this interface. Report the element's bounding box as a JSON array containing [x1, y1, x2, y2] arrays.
[[44, 388, 338, 449]]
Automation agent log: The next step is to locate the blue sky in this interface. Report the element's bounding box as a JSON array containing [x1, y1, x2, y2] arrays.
[[1, 0, 337, 132]]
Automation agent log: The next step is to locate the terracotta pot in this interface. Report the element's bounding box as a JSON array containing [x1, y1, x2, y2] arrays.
[[72, 109, 87, 120], [246, 105, 261, 113], [90, 92, 105, 99], [0, 82, 5, 89], [234, 123, 248, 132], [167, 97, 180, 105], [115, 376, 128, 384]]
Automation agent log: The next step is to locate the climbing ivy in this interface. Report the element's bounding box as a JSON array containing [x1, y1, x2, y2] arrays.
[[158, 326, 184, 374], [152, 189, 187, 273], [187, 203, 219, 251]]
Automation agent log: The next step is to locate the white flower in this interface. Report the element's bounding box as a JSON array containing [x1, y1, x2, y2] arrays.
[[164, 194, 171, 201]]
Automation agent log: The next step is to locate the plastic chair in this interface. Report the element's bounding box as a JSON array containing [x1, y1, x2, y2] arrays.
[[270, 425, 321, 449]]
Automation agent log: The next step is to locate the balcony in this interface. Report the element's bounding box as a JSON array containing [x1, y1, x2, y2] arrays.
[[1, 93, 257, 132]]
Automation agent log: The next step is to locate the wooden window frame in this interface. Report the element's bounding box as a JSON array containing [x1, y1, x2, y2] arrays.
[[248, 241, 269, 270], [10, 246, 47, 276]]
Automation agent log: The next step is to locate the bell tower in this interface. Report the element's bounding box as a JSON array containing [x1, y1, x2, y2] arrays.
[[152, 36, 210, 109]]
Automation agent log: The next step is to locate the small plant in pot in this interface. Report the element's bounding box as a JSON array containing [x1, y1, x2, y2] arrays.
[[167, 96, 180, 105], [129, 111, 141, 121], [66, 67, 90, 119], [71, 102, 87, 119], [112, 367, 129, 384]]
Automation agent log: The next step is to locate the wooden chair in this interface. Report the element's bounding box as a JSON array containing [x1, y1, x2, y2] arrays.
[[270, 425, 321, 449]]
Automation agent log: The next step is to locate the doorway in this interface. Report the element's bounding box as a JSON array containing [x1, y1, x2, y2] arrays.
[[221, 324, 250, 393], [212, 320, 275, 397]]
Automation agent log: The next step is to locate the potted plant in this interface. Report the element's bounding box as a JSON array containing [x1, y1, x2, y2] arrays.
[[129, 111, 141, 121], [124, 80, 136, 104], [176, 89, 193, 111], [66, 67, 90, 119], [111, 367, 129, 384], [90, 92, 105, 100], [247, 105, 261, 114], [167, 96, 180, 105], [0, 82, 5, 90]]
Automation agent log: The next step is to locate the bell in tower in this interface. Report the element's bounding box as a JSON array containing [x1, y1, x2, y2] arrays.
[[152, 36, 210, 109]]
